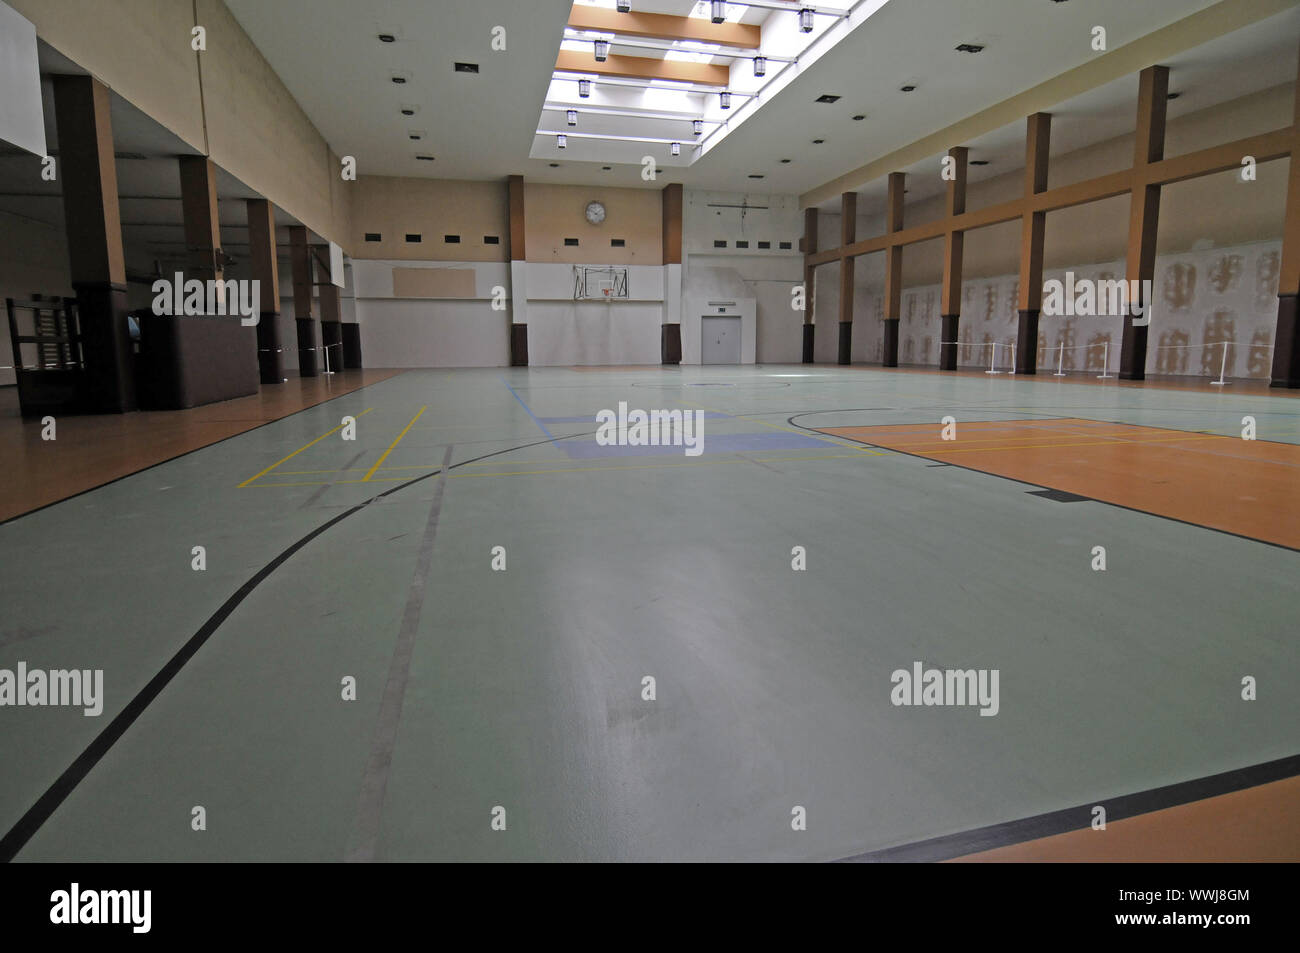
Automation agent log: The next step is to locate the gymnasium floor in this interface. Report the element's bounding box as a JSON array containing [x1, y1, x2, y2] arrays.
[[1, 365, 1297, 862]]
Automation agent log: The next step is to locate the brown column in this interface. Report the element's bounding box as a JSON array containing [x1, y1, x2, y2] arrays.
[[801, 207, 818, 363], [178, 156, 223, 283], [940, 147, 968, 371], [246, 199, 283, 384], [51, 75, 134, 412], [882, 172, 905, 367], [508, 174, 528, 366], [837, 191, 857, 365], [289, 225, 318, 377], [314, 245, 343, 373], [1120, 66, 1168, 380], [1016, 113, 1051, 374], [1272, 44, 1300, 388], [661, 182, 683, 365]]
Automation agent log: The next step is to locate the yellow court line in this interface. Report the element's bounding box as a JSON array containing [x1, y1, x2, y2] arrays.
[[362, 406, 427, 482], [238, 407, 373, 487]]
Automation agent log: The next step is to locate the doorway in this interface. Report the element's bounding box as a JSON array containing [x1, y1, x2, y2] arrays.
[[701, 315, 741, 364]]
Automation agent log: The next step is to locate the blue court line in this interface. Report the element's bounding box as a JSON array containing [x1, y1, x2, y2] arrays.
[[499, 376, 554, 439]]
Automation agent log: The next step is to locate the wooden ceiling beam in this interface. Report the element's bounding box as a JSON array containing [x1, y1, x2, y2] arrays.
[[554, 49, 729, 86], [567, 7, 761, 49]]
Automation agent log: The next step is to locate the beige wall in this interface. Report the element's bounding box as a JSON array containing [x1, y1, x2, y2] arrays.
[[349, 178, 510, 262], [11, 0, 352, 251], [524, 183, 662, 264]]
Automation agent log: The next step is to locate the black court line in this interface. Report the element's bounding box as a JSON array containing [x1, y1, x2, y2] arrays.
[[837, 753, 1300, 862], [0, 428, 593, 862], [786, 411, 1300, 555], [0, 372, 403, 529]]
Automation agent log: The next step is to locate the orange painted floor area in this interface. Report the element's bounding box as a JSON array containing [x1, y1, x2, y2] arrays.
[[949, 775, 1300, 862], [817, 418, 1300, 550], [0, 368, 402, 523]]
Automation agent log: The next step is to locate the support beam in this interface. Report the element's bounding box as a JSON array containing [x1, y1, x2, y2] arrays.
[[289, 225, 317, 377], [940, 147, 968, 371], [882, 173, 905, 367], [567, 6, 762, 49], [314, 245, 343, 374], [246, 198, 283, 384], [554, 50, 729, 86], [178, 156, 222, 283], [508, 174, 528, 367], [1120, 66, 1169, 381], [51, 75, 134, 412], [1273, 41, 1300, 388], [661, 182, 683, 365], [838, 191, 856, 365], [801, 208, 818, 363], [1016, 113, 1051, 374]]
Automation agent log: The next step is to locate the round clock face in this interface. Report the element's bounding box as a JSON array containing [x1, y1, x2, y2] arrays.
[[585, 201, 606, 225]]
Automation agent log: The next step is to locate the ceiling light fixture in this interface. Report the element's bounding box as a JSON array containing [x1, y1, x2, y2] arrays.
[[815, 94, 841, 103], [852, 114, 865, 120], [900, 85, 916, 92], [594, 39, 610, 62], [720, 91, 731, 109], [970, 159, 990, 166], [753, 55, 767, 77], [400, 107, 416, 116], [954, 43, 985, 53], [799, 8, 815, 32], [377, 34, 395, 43], [671, 142, 681, 156], [391, 75, 407, 84], [567, 109, 578, 126], [711, 1, 726, 24], [578, 78, 592, 98], [693, 119, 704, 135], [557, 134, 567, 149], [617, 0, 632, 11]]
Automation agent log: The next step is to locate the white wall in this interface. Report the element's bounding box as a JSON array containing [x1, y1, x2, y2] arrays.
[[526, 262, 663, 366]]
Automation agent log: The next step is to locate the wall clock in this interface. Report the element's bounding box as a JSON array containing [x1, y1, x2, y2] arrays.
[[585, 201, 606, 225]]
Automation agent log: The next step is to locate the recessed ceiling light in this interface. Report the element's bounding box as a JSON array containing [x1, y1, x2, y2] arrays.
[[550, 162, 560, 168], [955, 43, 985, 53], [815, 94, 841, 104], [454, 62, 479, 73], [970, 159, 990, 166], [779, 158, 791, 163], [602, 165, 612, 171], [391, 75, 407, 84], [409, 133, 422, 140], [900, 85, 916, 92], [400, 107, 416, 116], [377, 34, 396, 43], [415, 154, 434, 161], [852, 114, 865, 121], [1167, 91, 1181, 100], [748, 174, 765, 179], [812, 138, 825, 144]]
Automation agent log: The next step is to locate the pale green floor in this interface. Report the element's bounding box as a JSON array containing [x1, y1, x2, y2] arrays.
[[1, 365, 1297, 861]]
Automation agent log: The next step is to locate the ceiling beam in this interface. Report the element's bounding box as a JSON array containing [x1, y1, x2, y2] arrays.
[[554, 50, 730, 86], [566, 7, 762, 49]]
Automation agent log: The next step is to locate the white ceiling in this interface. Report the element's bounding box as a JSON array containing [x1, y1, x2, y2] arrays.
[[220, 0, 1270, 196]]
